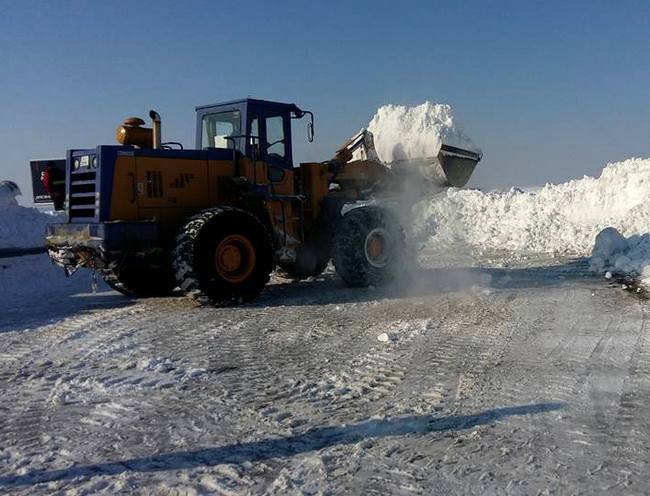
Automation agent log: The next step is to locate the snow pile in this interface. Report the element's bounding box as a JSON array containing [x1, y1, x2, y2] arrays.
[[589, 227, 650, 287], [414, 158, 650, 256], [0, 203, 60, 249], [0, 180, 21, 207], [366, 102, 480, 163]]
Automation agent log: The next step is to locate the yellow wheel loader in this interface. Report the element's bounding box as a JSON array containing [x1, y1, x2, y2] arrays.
[[45, 98, 481, 304]]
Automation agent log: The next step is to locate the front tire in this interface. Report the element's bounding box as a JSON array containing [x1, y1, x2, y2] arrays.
[[333, 206, 404, 287], [172, 207, 273, 305]]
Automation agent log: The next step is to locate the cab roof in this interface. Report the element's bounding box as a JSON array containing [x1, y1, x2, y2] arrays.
[[195, 98, 303, 115]]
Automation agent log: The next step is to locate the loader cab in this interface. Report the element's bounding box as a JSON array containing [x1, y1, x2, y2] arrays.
[[196, 98, 312, 180]]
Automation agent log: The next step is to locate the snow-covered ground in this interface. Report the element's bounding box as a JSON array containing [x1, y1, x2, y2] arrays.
[[1, 252, 649, 494]]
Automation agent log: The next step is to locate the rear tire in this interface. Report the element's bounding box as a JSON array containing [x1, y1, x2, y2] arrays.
[[172, 207, 273, 305], [333, 206, 404, 287]]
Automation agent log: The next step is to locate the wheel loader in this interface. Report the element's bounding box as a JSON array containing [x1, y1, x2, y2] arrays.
[[45, 98, 481, 304]]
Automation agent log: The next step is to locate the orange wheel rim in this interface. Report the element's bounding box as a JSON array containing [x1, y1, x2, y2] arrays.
[[215, 234, 256, 283]]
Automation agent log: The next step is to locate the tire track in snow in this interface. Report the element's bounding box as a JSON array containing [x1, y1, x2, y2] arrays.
[[0, 304, 143, 367], [0, 295, 270, 495], [453, 284, 645, 492], [405, 294, 516, 414], [243, 308, 431, 428], [326, 293, 517, 496], [0, 300, 199, 466], [135, 298, 414, 433], [0, 304, 148, 457], [601, 302, 650, 490]]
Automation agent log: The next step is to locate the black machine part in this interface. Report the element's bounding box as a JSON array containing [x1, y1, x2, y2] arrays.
[[437, 144, 483, 188]]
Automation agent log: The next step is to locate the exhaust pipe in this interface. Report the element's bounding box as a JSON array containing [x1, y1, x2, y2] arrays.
[[149, 110, 161, 149]]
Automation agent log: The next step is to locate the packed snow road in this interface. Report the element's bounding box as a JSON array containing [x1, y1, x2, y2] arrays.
[[1, 253, 649, 494]]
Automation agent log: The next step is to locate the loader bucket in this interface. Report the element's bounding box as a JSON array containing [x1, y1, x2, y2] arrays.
[[437, 144, 482, 188]]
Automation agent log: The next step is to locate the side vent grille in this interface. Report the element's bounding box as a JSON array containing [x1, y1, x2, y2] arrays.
[[146, 170, 163, 198]]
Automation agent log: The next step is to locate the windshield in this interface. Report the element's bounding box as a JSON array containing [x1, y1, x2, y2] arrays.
[[202, 110, 241, 149]]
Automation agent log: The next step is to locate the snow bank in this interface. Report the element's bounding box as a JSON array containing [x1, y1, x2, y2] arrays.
[[366, 102, 480, 163], [1, 178, 57, 249], [414, 158, 650, 256], [0, 203, 60, 249]]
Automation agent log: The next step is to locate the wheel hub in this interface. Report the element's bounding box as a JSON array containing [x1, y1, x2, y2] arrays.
[[364, 228, 392, 268], [219, 245, 242, 272], [215, 234, 256, 283]]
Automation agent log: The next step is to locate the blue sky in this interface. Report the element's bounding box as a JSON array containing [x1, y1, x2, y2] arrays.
[[2, 0, 650, 204]]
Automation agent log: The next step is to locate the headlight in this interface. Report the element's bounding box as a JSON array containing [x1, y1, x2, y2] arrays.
[[73, 159, 80, 170], [92, 156, 98, 168]]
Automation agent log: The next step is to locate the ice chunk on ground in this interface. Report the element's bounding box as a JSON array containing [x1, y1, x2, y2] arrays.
[[377, 332, 399, 343], [186, 368, 207, 378], [589, 227, 650, 288], [589, 227, 628, 272]]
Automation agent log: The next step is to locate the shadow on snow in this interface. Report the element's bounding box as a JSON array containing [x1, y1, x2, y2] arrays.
[[0, 402, 563, 488], [0, 292, 134, 334]]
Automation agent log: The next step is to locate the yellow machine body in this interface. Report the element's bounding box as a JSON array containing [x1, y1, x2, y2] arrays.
[[108, 152, 330, 258]]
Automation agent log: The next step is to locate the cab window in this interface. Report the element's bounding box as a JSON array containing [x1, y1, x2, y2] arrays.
[[202, 110, 241, 149], [265, 116, 285, 159], [249, 116, 259, 145]]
